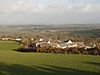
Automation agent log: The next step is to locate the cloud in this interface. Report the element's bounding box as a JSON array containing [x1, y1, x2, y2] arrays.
[[0, 0, 100, 14], [0, 0, 100, 25], [74, 4, 100, 13]]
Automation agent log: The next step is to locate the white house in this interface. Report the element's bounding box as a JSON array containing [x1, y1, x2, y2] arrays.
[[39, 38, 44, 42], [67, 40, 73, 44]]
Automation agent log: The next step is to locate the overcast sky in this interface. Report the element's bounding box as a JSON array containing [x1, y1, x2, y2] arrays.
[[0, 0, 100, 25]]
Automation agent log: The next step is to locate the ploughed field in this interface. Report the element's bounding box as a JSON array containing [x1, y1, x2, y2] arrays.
[[0, 41, 100, 75]]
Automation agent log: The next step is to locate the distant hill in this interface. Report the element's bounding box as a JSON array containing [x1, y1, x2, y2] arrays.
[[0, 24, 100, 38]]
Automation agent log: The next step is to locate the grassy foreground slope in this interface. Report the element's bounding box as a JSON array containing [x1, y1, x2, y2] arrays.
[[0, 41, 100, 75]]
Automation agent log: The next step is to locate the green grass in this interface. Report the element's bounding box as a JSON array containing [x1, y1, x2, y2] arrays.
[[0, 41, 100, 75]]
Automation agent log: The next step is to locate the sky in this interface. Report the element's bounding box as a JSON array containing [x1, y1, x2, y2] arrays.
[[0, 0, 100, 25]]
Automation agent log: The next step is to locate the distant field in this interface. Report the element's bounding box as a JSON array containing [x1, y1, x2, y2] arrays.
[[0, 41, 100, 75], [71, 29, 100, 38]]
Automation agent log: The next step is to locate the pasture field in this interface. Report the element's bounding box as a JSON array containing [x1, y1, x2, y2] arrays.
[[0, 41, 100, 75]]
